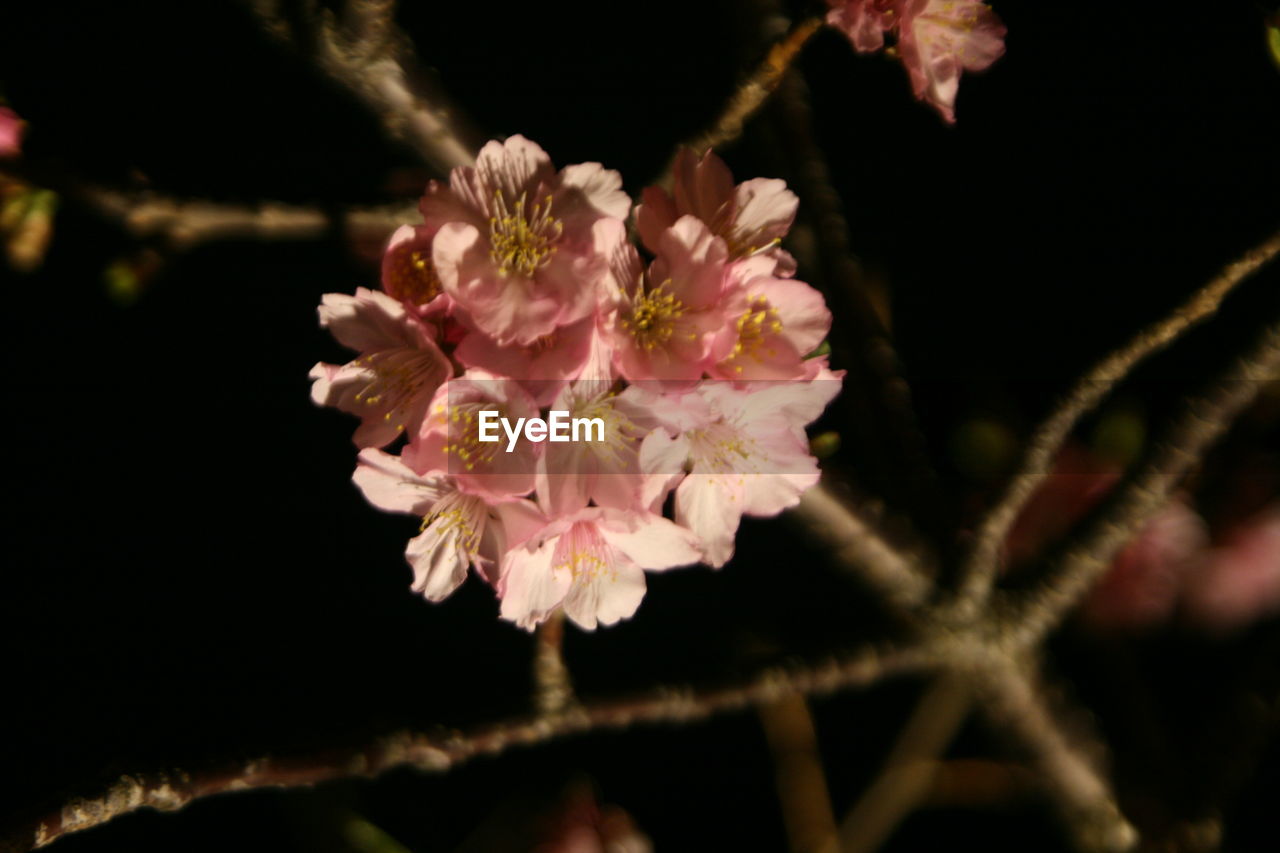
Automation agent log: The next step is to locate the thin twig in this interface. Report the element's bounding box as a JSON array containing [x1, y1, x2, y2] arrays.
[[1007, 312, 1280, 644], [978, 662, 1137, 853], [838, 674, 972, 853], [789, 481, 933, 612], [758, 693, 841, 853], [244, 0, 482, 174], [656, 17, 824, 187], [3, 644, 928, 852], [954, 229, 1280, 615], [87, 188, 414, 250], [2, 165, 415, 250]]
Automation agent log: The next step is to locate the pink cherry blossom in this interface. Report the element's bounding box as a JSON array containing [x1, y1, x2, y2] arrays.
[[709, 257, 832, 381], [402, 369, 541, 501], [498, 507, 703, 630], [825, 0, 905, 52], [1081, 499, 1207, 631], [536, 785, 653, 853], [1182, 506, 1280, 633], [454, 313, 597, 405], [309, 287, 453, 447], [604, 216, 732, 385], [825, 0, 1006, 123], [899, 0, 1007, 123], [423, 135, 630, 346], [534, 380, 657, 516], [0, 106, 24, 158], [353, 448, 544, 600], [637, 148, 798, 276], [316, 136, 848, 630], [639, 376, 843, 567]]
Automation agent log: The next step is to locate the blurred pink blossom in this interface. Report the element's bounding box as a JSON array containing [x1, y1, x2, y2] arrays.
[[1182, 506, 1280, 633], [0, 106, 24, 158], [826, 0, 1007, 122], [1082, 499, 1207, 630]]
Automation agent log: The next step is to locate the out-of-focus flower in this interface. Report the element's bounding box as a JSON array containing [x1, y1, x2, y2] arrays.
[[309, 288, 453, 448], [826, 0, 905, 53], [1081, 499, 1207, 630], [535, 785, 653, 853], [1, 106, 59, 272], [636, 148, 798, 276], [0, 106, 25, 158], [422, 135, 629, 346], [1182, 506, 1280, 633], [1004, 445, 1280, 634], [499, 506, 702, 630], [825, 0, 1007, 122]]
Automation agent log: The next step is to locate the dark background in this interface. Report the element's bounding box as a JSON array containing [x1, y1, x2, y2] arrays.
[[1, 1, 1278, 851]]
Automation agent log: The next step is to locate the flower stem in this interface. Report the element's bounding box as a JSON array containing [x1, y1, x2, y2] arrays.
[[533, 611, 576, 715]]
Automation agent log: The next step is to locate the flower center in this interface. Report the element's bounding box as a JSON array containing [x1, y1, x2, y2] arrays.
[[385, 245, 442, 305], [688, 422, 758, 474], [489, 190, 563, 277], [553, 522, 615, 582], [420, 493, 483, 556], [620, 280, 686, 351], [354, 348, 442, 431], [730, 295, 783, 366], [568, 389, 645, 468], [528, 331, 559, 354], [441, 402, 504, 471]]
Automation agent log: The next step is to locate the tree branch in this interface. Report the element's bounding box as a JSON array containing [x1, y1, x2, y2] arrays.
[[656, 16, 823, 186], [244, 0, 483, 174], [3, 644, 928, 852], [978, 662, 1137, 853], [839, 674, 972, 853], [2, 164, 415, 251], [1007, 311, 1280, 644], [953, 228, 1280, 615], [84, 187, 413, 250], [758, 693, 841, 853], [789, 480, 933, 613]]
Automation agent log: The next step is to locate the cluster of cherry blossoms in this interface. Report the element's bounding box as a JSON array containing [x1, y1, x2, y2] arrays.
[[311, 136, 842, 631], [825, 0, 1007, 122]]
